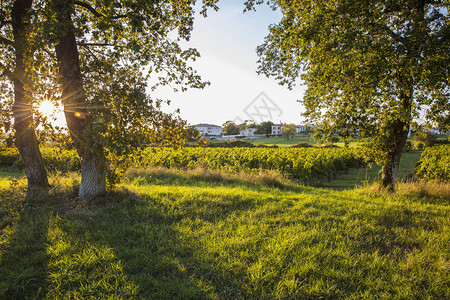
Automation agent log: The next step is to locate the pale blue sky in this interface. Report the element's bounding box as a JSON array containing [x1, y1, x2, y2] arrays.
[[155, 1, 306, 126]]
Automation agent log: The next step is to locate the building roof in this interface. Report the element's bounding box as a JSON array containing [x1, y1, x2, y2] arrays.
[[193, 123, 222, 128]]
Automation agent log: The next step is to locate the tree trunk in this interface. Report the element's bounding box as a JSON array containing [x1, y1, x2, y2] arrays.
[[11, 0, 49, 188], [380, 132, 408, 191], [53, 0, 106, 198], [380, 83, 412, 191]]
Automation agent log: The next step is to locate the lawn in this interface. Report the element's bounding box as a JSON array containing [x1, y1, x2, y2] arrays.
[[246, 136, 316, 146], [0, 167, 448, 299], [246, 136, 363, 148]]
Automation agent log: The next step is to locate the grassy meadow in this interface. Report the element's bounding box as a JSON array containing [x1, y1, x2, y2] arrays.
[[245, 136, 361, 148], [0, 162, 449, 299]]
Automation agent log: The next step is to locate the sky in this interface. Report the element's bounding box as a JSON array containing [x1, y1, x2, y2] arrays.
[[153, 1, 306, 126], [43, 1, 306, 128]]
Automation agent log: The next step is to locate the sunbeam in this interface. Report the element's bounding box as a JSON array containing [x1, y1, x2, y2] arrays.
[[38, 100, 58, 118]]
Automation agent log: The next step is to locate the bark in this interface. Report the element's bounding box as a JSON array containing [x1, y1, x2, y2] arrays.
[[53, 0, 106, 198], [11, 0, 48, 188], [380, 135, 407, 191], [380, 82, 412, 192]]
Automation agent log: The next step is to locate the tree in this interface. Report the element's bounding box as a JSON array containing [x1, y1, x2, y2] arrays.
[[246, 0, 450, 191], [45, 0, 217, 197], [255, 120, 274, 134], [1, 0, 218, 197], [0, 0, 49, 188], [242, 119, 257, 129], [413, 130, 437, 147], [222, 121, 240, 135], [282, 123, 297, 140], [185, 126, 201, 142]]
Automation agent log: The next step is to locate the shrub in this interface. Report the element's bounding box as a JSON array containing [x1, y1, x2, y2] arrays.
[[0, 147, 80, 173], [206, 140, 255, 148], [413, 131, 437, 147], [290, 142, 312, 148], [415, 145, 450, 181], [404, 141, 413, 152], [430, 139, 450, 146], [0, 148, 20, 167]]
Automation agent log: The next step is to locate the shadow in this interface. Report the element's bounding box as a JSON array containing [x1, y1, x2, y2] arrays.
[[0, 188, 50, 299], [1, 176, 445, 299], [349, 205, 441, 260], [126, 168, 311, 194], [0, 167, 25, 180], [55, 188, 251, 299]]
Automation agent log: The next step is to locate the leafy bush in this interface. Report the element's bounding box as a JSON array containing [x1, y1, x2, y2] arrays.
[[40, 148, 80, 172], [413, 131, 437, 147], [404, 141, 413, 152], [290, 142, 312, 148], [205, 140, 255, 148], [415, 145, 450, 181], [0, 147, 80, 173], [430, 139, 450, 146], [415, 145, 449, 181], [0, 148, 20, 167], [327, 136, 340, 143]]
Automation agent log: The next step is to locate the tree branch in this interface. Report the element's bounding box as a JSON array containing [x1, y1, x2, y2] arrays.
[[0, 36, 13, 46], [77, 42, 113, 47], [74, 1, 102, 17], [368, 22, 407, 45], [74, 1, 128, 19], [110, 14, 128, 20], [0, 19, 11, 29]]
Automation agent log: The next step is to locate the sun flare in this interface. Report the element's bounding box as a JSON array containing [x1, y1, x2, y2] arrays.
[[37, 100, 58, 117]]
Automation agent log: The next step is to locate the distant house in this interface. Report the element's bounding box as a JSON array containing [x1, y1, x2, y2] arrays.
[[430, 126, 443, 135], [409, 124, 449, 137], [240, 128, 258, 137], [271, 124, 283, 135], [296, 125, 306, 134], [193, 123, 222, 136]]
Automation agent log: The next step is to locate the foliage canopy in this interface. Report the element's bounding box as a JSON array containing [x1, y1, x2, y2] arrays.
[[246, 0, 450, 189]]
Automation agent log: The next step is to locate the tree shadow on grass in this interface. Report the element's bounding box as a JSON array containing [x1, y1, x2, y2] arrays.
[[125, 168, 314, 195], [49, 188, 252, 299], [1, 180, 446, 299], [0, 188, 50, 299]]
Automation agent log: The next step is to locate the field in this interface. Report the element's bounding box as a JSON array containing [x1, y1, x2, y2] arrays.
[[245, 136, 361, 148], [0, 146, 449, 299], [246, 136, 316, 146]]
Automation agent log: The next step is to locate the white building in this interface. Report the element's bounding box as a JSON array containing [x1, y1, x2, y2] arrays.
[[193, 124, 222, 136], [271, 124, 283, 135], [430, 126, 444, 135], [240, 128, 258, 137], [296, 125, 306, 134]]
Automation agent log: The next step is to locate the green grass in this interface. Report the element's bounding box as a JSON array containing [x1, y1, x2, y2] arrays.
[[0, 169, 448, 299], [246, 136, 365, 148], [247, 136, 316, 146], [0, 167, 24, 180]]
